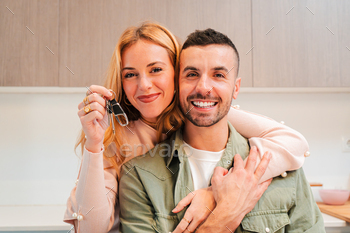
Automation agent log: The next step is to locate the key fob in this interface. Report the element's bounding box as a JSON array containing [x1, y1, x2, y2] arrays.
[[109, 99, 129, 127]]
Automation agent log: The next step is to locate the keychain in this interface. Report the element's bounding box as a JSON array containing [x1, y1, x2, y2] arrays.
[[107, 96, 129, 127], [85, 87, 129, 136]]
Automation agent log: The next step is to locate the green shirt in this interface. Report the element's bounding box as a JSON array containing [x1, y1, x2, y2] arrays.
[[119, 122, 325, 233]]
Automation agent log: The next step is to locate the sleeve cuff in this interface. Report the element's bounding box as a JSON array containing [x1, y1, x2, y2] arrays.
[[84, 144, 105, 155]]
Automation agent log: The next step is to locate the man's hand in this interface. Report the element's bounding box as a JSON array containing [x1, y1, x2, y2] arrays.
[[197, 146, 272, 232]]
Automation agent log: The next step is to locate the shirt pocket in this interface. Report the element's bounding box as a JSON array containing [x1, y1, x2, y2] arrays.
[[151, 213, 179, 233], [241, 210, 290, 233]]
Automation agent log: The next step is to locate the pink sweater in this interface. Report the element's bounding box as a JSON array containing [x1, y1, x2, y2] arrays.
[[63, 107, 309, 233]]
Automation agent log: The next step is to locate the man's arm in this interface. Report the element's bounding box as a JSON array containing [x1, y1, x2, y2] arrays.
[[119, 162, 156, 233], [286, 168, 325, 232]]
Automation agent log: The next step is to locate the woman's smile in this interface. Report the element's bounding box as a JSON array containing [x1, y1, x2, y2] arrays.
[[137, 93, 161, 103]]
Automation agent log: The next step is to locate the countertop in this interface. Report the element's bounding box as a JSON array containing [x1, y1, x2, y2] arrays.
[[0, 205, 347, 231], [0, 205, 70, 231], [317, 201, 350, 223]]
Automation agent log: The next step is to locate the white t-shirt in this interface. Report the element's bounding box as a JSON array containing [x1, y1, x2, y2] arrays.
[[183, 141, 224, 190]]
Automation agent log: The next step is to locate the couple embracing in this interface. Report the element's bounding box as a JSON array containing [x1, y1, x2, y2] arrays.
[[64, 22, 324, 233]]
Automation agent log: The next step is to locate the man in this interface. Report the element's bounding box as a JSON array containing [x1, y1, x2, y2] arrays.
[[119, 29, 325, 233]]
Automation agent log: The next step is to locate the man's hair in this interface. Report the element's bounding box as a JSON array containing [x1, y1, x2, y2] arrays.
[[182, 28, 240, 75]]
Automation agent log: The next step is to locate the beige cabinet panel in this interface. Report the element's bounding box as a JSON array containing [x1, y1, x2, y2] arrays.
[[252, 0, 350, 87], [59, 0, 252, 87], [162, 0, 252, 87], [0, 0, 59, 86]]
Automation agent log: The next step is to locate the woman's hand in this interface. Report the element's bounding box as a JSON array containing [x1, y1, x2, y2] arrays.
[[172, 187, 216, 233], [77, 85, 113, 153], [200, 147, 272, 232]]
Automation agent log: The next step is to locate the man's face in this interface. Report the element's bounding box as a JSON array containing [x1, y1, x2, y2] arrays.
[[179, 44, 241, 127]]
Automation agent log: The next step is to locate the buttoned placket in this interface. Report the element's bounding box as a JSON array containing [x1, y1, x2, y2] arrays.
[[169, 123, 250, 222], [173, 144, 195, 221]]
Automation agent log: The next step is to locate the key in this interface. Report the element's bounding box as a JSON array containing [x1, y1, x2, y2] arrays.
[[85, 87, 128, 136], [109, 98, 129, 127], [106, 99, 116, 135]]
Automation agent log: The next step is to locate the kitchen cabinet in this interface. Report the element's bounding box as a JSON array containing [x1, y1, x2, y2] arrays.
[[0, 0, 59, 86], [1, 0, 252, 87], [252, 0, 350, 87], [58, 0, 252, 87], [1, 1, 349, 87]]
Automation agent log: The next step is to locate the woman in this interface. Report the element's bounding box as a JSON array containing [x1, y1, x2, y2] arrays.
[[64, 22, 308, 233]]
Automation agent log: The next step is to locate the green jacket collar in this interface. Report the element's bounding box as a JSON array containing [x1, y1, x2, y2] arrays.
[[166, 121, 250, 170]]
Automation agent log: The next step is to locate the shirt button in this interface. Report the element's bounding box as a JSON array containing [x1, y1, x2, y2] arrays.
[[281, 172, 287, 178], [77, 215, 83, 221], [280, 121, 285, 125], [75, 179, 79, 185], [304, 151, 310, 157], [226, 160, 231, 164], [265, 227, 270, 232], [232, 105, 240, 109], [72, 213, 77, 218]]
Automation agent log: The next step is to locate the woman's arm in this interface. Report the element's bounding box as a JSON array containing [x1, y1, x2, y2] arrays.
[[64, 85, 119, 232], [228, 106, 309, 182], [63, 147, 118, 233]]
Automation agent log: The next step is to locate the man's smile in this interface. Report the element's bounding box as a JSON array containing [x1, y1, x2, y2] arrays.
[[191, 100, 218, 108]]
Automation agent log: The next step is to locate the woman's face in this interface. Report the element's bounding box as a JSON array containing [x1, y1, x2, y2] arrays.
[[121, 39, 175, 123]]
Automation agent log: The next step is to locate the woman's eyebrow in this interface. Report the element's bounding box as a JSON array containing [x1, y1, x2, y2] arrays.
[[147, 61, 166, 67], [121, 67, 135, 71], [122, 61, 166, 71]]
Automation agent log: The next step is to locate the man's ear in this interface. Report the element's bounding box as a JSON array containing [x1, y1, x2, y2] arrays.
[[232, 77, 241, 100]]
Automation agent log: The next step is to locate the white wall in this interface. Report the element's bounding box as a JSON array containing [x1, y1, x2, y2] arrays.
[[234, 91, 350, 190], [0, 88, 349, 206], [0, 91, 82, 205]]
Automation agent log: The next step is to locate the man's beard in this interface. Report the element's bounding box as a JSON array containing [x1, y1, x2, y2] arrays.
[[180, 93, 231, 127]]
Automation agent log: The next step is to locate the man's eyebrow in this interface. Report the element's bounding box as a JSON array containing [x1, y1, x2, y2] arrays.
[[182, 66, 198, 73], [212, 66, 229, 73]]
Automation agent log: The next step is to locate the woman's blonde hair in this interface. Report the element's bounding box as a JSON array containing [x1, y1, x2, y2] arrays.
[[75, 21, 184, 172]]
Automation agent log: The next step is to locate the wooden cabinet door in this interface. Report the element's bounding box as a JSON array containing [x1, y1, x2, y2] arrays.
[[252, 0, 350, 87], [0, 0, 59, 86], [59, 0, 253, 87]]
